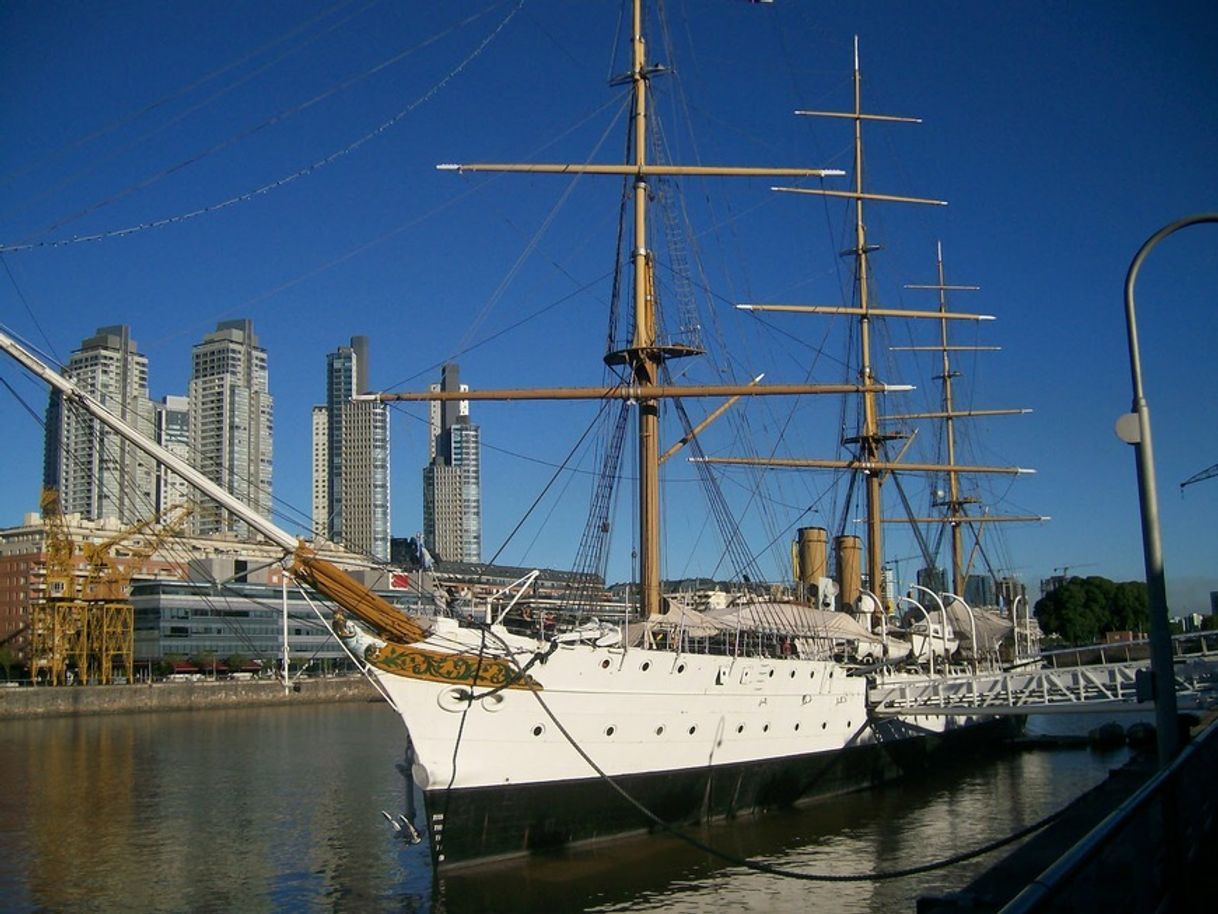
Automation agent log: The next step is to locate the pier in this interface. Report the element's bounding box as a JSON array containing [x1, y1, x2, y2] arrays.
[[919, 714, 1218, 913], [871, 632, 1218, 719]]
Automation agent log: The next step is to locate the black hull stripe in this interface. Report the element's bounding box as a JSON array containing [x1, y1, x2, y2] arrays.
[[424, 717, 1016, 869]]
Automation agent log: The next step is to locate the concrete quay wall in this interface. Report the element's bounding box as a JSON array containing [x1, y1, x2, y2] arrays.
[[920, 713, 1218, 913], [0, 677, 380, 720]]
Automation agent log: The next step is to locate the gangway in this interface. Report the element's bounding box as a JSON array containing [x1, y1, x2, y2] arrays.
[[869, 632, 1218, 718]]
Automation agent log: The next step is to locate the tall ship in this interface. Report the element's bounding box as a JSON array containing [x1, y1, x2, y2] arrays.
[[1, 1, 1040, 871]]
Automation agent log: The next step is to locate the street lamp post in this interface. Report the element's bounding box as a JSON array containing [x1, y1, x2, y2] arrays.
[[1116, 213, 1218, 766]]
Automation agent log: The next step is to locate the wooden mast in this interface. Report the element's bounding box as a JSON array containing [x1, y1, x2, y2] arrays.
[[627, 0, 663, 619], [850, 37, 887, 612], [782, 38, 938, 609], [937, 243, 967, 594], [898, 244, 1045, 596], [435, 0, 846, 619]]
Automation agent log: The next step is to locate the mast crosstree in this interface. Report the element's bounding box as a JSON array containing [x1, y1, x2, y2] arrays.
[[422, 1, 850, 618], [709, 40, 1045, 609]]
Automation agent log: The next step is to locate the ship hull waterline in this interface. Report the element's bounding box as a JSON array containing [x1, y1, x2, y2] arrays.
[[361, 629, 1019, 871], [420, 717, 1016, 871]]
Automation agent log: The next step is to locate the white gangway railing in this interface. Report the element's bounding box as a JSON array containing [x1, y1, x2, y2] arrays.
[[868, 654, 1217, 718]]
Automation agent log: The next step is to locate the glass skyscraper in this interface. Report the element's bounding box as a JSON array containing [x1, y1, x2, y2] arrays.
[[422, 363, 481, 563], [312, 336, 389, 561]]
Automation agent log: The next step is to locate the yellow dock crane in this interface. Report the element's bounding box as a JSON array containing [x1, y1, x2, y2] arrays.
[[32, 489, 192, 685], [81, 502, 193, 685], [31, 488, 88, 685]]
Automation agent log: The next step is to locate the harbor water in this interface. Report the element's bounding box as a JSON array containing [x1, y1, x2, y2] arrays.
[[0, 701, 1132, 913]]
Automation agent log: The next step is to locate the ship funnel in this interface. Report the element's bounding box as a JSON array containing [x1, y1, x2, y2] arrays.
[[795, 527, 828, 588], [834, 535, 862, 610]]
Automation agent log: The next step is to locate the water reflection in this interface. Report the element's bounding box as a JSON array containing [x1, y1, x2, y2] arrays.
[[0, 703, 1129, 913]]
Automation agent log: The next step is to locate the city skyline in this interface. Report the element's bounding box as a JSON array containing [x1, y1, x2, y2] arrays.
[[0, 1, 1215, 608]]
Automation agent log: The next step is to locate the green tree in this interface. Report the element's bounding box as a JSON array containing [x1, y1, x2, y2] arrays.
[[0, 646, 16, 681], [1034, 576, 1150, 643], [189, 652, 217, 675], [225, 653, 248, 674], [1110, 581, 1150, 632]]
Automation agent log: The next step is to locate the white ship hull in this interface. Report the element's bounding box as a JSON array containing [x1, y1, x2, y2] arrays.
[[356, 620, 1002, 868]]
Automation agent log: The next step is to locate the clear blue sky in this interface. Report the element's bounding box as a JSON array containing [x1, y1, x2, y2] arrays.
[[1, 1, 1215, 612]]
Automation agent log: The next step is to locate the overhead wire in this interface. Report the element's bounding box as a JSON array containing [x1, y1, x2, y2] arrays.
[[0, 0, 387, 223], [0, 0, 376, 188], [0, 0, 527, 254]]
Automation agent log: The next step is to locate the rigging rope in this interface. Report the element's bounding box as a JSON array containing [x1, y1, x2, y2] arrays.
[[0, 1, 525, 254]]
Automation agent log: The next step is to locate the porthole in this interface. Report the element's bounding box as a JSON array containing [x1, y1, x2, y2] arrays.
[[768, 669, 775, 678], [689, 725, 697, 735], [605, 725, 616, 737], [601, 659, 611, 669], [821, 722, 827, 730], [482, 693, 505, 712], [762, 724, 770, 733], [641, 661, 651, 672], [437, 687, 473, 712], [810, 670, 816, 680], [847, 721, 852, 728], [794, 722, 801, 731], [789, 670, 797, 679], [829, 671, 834, 679], [532, 724, 545, 737], [655, 726, 665, 736], [736, 724, 745, 734], [676, 663, 686, 674]]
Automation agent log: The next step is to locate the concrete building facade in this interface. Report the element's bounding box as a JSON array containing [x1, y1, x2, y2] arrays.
[[312, 337, 390, 561], [188, 319, 272, 537], [422, 363, 481, 563], [43, 325, 157, 525]]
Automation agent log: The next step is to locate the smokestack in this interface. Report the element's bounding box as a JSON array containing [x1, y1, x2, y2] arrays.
[[834, 535, 862, 609]]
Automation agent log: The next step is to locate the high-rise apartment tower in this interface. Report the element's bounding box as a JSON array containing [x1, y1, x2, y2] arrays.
[[43, 325, 156, 523], [188, 319, 272, 537], [422, 363, 481, 563], [312, 337, 389, 561]]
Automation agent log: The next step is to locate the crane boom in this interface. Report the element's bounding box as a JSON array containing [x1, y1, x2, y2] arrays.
[[1181, 462, 1218, 492]]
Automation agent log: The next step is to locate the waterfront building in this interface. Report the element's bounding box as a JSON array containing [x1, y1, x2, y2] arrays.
[[188, 319, 272, 538], [965, 573, 996, 608], [0, 515, 399, 676], [428, 376, 468, 459], [917, 566, 947, 595], [422, 364, 481, 563], [311, 405, 328, 539], [154, 394, 192, 514], [130, 568, 417, 668], [341, 399, 390, 561], [43, 325, 156, 524], [312, 337, 390, 561]]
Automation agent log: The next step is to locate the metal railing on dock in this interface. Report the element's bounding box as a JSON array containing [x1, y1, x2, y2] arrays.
[[997, 717, 1218, 913]]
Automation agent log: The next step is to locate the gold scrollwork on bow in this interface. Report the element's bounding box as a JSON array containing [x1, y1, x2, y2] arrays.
[[366, 642, 541, 691]]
